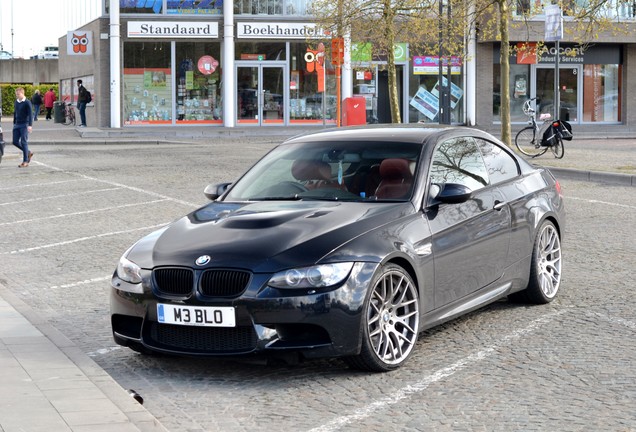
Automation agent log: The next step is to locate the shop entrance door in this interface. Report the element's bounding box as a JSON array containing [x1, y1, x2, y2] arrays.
[[534, 65, 582, 123], [236, 63, 286, 125]]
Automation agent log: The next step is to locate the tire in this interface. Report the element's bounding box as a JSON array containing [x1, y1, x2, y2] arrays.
[[551, 136, 564, 159], [515, 126, 548, 158], [511, 220, 562, 304], [344, 263, 420, 372]]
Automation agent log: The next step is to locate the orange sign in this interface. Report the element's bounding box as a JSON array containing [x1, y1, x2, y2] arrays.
[[305, 43, 326, 93], [517, 42, 537, 64]]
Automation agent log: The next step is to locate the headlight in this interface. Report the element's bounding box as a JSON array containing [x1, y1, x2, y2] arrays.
[[116, 256, 142, 284], [268, 262, 354, 289]]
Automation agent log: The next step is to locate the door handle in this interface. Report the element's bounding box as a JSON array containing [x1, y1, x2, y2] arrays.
[[493, 200, 506, 211]]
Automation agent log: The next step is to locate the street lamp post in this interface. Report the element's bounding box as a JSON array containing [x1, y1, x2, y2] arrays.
[[438, 0, 451, 124]]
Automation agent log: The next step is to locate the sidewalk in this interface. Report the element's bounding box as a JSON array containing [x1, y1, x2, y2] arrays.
[[0, 116, 634, 431], [0, 284, 168, 432]]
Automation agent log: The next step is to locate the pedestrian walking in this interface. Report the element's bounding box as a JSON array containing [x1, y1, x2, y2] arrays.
[[77, 79, 89, 127], [44, 87, 56, 121], [13, 87, 34, 168], [31, 89, 43, 121]]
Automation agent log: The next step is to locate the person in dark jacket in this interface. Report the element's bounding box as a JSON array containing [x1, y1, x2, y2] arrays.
[[13, 87, 34, 168], [31, 89, 43, 121], [77, 79, 88, 127]]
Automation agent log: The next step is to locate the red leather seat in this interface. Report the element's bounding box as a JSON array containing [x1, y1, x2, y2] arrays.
[[291, 160, 345, 190], [374, 158, 413, 199]]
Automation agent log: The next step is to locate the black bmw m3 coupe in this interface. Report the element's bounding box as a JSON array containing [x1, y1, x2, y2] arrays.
[[111, 125, 564, 371]]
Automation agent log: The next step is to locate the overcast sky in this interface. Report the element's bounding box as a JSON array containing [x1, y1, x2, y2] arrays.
[[0, 0, 101, 58]]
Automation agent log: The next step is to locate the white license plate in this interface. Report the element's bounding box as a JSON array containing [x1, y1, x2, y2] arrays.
[[157, 304, 236, 327]]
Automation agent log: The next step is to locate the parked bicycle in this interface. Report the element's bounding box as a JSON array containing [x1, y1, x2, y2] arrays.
[[515, 97, 571, 159], [62, 97, 77, 126]]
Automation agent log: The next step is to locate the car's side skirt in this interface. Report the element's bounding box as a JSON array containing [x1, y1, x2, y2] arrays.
[[420, 280, 513, 332]]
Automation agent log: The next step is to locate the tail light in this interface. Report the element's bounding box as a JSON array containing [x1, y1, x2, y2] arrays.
[[555, 180, 563, 197]]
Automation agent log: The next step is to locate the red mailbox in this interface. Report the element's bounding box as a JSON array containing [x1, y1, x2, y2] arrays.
[[342, 97, 367, 126]]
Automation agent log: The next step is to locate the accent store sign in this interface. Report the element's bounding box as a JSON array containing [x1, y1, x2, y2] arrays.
[[128, 21, 219, 38]]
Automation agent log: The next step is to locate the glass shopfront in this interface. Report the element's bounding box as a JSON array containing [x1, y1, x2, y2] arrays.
[[288, 42, 336, 124], [493, 43, 622, 124], [408, 55, 464, 124], [234, 40, 337, 126], [123, 42, 173, 125], [123, 40, 222, 125], [176, 42, 222, 124]]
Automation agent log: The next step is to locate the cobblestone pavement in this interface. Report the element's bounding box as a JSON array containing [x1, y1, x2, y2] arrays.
[[0, 137, 634, 431]]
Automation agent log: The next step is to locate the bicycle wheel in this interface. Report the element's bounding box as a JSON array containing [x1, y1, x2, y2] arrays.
[[551, 135, 564, 159], [67, 109, 76, 126], [63, 108, 73, 125], [515, 126, 548, 157]]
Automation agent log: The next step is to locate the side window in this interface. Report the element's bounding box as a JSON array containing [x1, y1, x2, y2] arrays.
[[430, 137, 489, 191], [475, 138, 520, 184]]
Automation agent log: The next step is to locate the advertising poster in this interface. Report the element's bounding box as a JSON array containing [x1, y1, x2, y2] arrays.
[[410, 86, 439, 121], [431, 76, 464, 109]]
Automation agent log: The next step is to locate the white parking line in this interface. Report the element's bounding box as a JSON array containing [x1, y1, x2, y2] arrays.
[[568, 196, 636, 210], [0, 179, 87, 192], [87, 346, 122, 357], [0, 187, 123, 206], [47, 276, 112, 290], [308, 309, 570, 432], [1, 223, 168, 255], [588, 312, 636, 331], [0, 199, 168, 227], [32, 160, 200, 208]]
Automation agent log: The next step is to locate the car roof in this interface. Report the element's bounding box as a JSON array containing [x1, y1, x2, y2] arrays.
[[284, 124, 500, 147]]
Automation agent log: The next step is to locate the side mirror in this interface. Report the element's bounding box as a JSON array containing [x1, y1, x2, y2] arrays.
[[204, 182, 231, 201], [429, 183, 472, 205]]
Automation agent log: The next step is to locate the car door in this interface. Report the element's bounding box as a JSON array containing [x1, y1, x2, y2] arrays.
[[425, 136, 512, 308]]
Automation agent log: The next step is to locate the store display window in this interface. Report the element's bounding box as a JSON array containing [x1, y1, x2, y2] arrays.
[[583, 64, 621, 122], [492, 64, 531, 123], [409, 56, 464, 124], [123, 42, 172, 125], [289, 42, 336, 124], [117, 0, 163, 14], [176, 42, 223, 124], [352, 68, 376, 123], [167, 0, 222, 14]]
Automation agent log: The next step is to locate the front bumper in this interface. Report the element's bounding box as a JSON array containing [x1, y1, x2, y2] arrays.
[[110, 262, 378, 359]]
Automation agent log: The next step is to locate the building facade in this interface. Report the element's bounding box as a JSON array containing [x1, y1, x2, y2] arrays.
[[58, 0, 636, 131]]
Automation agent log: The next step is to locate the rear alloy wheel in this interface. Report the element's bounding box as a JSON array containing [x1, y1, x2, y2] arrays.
[[512, 220, 562, 304], [345, 264, 419, 372]]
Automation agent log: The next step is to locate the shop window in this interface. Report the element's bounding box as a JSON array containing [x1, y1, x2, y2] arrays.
[[352, 68, 376, 123], [235, 0, 310, 15], [123, 42, 172, 125], [176, 43, 223, 124], [583, 64, 621, 122], [117, 0, 163, 14], [289, 43, 336, 124], [492, 64, 531, 123], [167, 0, 222, 14], [409, 56, 464, 124]]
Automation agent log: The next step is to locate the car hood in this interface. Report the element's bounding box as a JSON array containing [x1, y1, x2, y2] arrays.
[[126, 200, 412, 272]]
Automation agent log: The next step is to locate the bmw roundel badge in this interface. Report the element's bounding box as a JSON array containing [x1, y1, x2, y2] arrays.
[[195, 255, 211, 266]]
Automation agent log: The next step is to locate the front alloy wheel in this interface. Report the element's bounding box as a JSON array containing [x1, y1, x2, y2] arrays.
[[345, 264, 419, 372]]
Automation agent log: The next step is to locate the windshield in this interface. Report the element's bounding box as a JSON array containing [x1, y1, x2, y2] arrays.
[[224, 140, 422, 202]]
